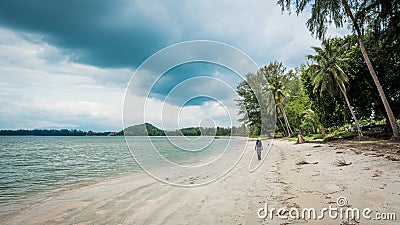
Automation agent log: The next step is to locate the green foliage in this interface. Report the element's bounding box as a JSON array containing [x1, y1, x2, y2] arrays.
[[179, 127, 201, 136], [277, 0, 400, 137], [342, 35, 400, 123], [278, 0, 346, 39], [325, 131, 357, 139], [231, 124, 249, 136], [301, 67, 349, 128], [237, 62, 329, 136], [236, 74, 263, 136], [307, 39, 350, 97], [303, 34, 400, 130], [259, 61, 291, 105], [238, 50, 394, 137], [305, 37, 363, 137], [260, 61, 294, 136], [285, 75, 313, 131], [237, 62, 298, 136], [358, 0, 400, 51], [308, 133, 324, 140]]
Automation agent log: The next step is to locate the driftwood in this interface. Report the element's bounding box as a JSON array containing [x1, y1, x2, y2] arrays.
[[296, 158, 319, 165], [333, 157, 352, 167]]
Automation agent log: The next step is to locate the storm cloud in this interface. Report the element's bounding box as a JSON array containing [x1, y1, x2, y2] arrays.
[[0, 0, 348, 130]]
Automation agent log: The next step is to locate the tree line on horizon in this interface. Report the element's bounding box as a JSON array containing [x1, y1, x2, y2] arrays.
[[0, 129, 113, 136], [0, 123, 249, 137], [236, 0, 400, 139]]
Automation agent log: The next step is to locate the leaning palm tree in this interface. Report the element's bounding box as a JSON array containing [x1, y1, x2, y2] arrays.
[[307, 39, 363, 137], [278, 0, 399, 139]]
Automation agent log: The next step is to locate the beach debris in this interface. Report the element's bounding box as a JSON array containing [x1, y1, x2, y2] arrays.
[[295, 158, 318, 165], [336, 151, 344, 154], [372, 170, 382, 177], [333, 157, 352, 167], [296, 134, 305, 144], [284, 196, 295, 201], [313, 145, 322, 148]]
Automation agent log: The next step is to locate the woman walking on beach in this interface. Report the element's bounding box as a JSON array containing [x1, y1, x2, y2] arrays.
[[255, 139, 263, 160]]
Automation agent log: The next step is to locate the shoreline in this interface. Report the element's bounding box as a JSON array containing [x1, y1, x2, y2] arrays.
[[0, 170, 143, 222], [3, 139, 399, 224], [0, 136, 248, 222]]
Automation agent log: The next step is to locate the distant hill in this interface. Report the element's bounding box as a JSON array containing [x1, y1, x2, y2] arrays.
[[120, 123, 165, 136]]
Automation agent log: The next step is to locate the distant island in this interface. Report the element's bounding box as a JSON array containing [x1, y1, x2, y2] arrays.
[[0, 123, 248, 136]]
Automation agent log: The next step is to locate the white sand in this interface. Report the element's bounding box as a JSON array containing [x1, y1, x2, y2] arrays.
[[3, 140, 399, 224]]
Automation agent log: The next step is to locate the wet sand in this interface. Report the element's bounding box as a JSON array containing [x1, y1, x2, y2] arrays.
[[3, 140, 399, 224]]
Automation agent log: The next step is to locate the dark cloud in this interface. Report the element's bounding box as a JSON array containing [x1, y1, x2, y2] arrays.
[[0, 0, 330, 70], [0, 0, 177, 68], [0, 0, 338, 131]]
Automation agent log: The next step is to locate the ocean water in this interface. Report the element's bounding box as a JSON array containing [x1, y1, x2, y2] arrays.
[[0, 136, 241, 218]]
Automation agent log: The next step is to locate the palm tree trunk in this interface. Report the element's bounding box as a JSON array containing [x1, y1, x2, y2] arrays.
[[276, 104, 289, 136], [283, 106, 294, 134], [278, 117, 288, 136], [280, 105, 293, 136], [341, 0, 399, 139], [338, 84, 363, 137]]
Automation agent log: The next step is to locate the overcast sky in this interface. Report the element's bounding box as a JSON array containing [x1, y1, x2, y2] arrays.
[[0, 0, 348, 131]]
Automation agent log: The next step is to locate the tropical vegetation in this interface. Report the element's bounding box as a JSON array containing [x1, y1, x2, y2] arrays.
[[236, 0, 399, 140]]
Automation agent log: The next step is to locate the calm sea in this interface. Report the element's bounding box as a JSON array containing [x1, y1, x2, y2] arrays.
[[0, 136, 240, 219]]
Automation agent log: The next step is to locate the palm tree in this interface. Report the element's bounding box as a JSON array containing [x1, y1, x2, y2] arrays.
[[270, 77, 293, 136], [307, 39, 363, 137], [278, 0, 399, 139], [260, 62, 294, 136], [237, 72, 276, 136]]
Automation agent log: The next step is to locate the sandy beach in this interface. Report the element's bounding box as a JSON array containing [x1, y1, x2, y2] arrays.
[[3, 139, 399, 224]]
